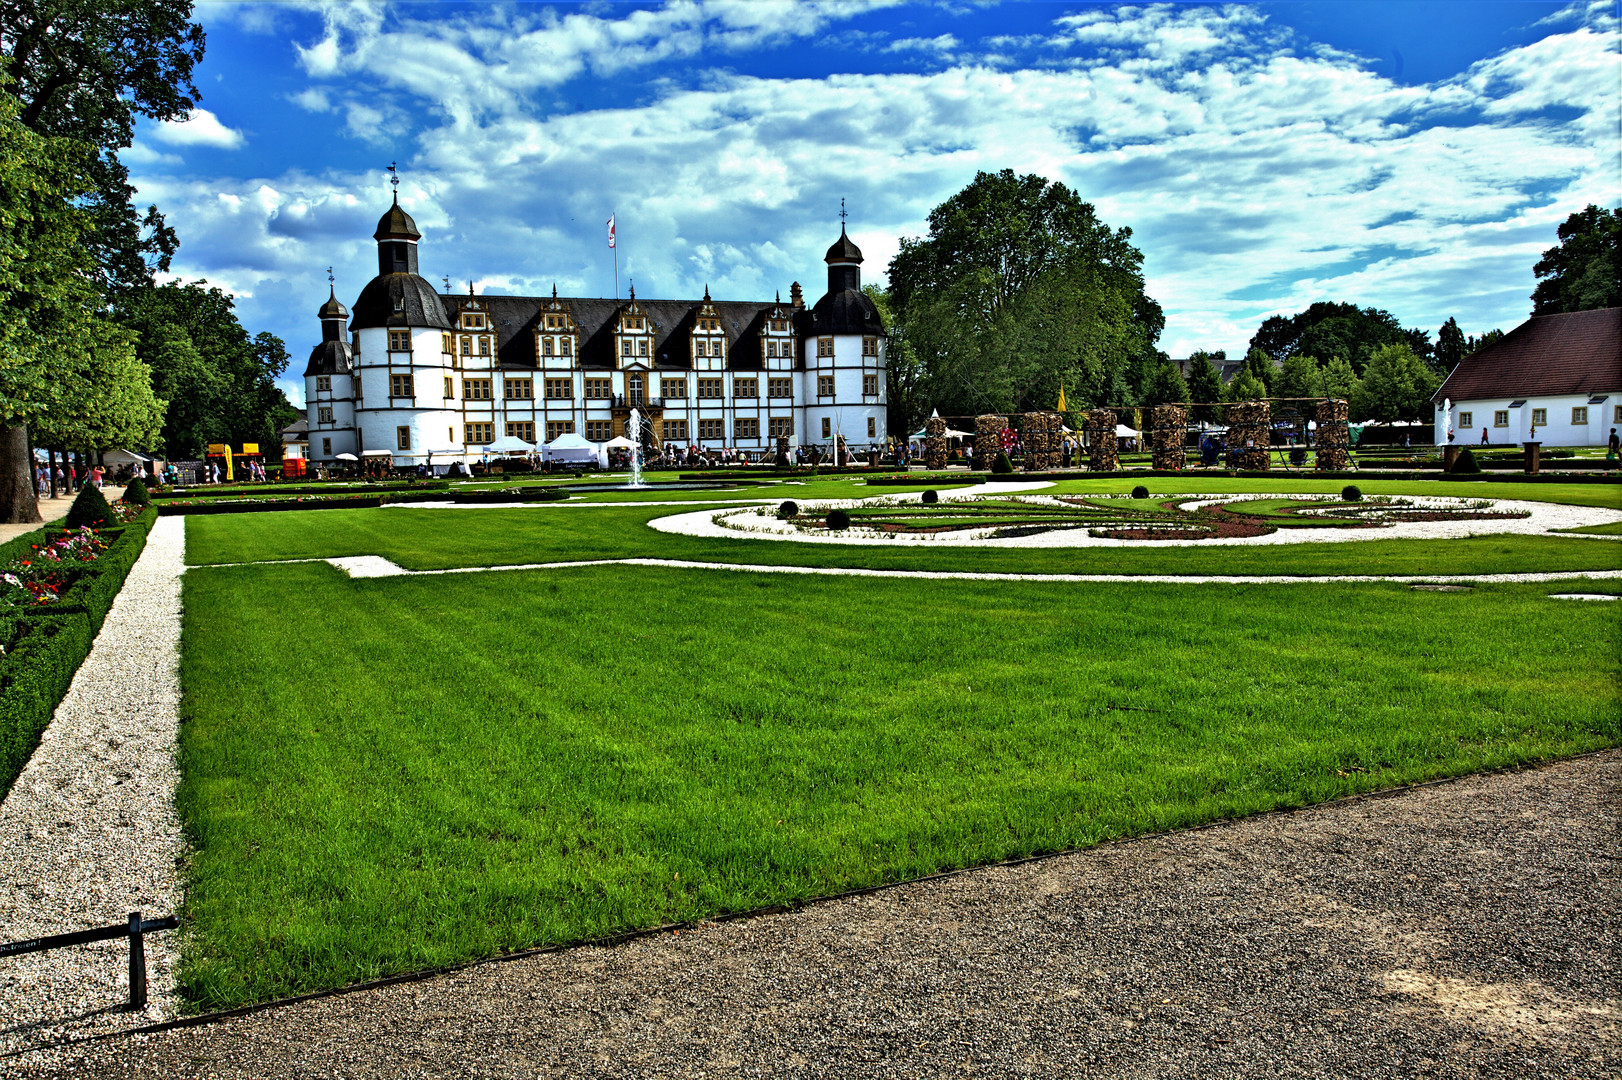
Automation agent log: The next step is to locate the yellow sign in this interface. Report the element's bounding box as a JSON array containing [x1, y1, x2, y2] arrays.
[[240, 443, 259, 455], [223, 444, 234, 482], [207, 443, 228, 455]]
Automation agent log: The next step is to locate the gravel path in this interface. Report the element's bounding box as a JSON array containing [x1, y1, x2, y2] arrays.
[[13, 751, 1616, 1079], [0, 517, 187, 1054]]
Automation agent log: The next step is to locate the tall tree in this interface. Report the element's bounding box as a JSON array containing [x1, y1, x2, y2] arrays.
[[0, 0, 205, 293], [1349, 343, 1440, 422], [1273, 352, 1325, 400], [1184, 350, 1225, 422], [1247, 302, 1425, 375], [1435, 317, 1466, 373], [1531, 204, 1621, 314], [888, 169, 1163, 417], [1140, 359, 1189, 407], [116, 281, 295, 458]]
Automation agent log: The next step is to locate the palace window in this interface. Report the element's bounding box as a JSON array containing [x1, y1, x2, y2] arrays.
[[461, 336, 473, 356], [389, 331, 411, 352], [586, 420, 612, 441], [868, 417, 877, 437], [464, 378, 492, 400], [735, 418, 759, 440], [639, 339, 649, 357], [542, 379, 569, 400], [442, 334, 453, 354], [561, 338, 572, 356], [1615, 405, 1622, 423], [505, 378, 534, 400], [480, 338, 491, 357], [506, 421, 535, 443], [1494, 411, 1509, 427], [863, 374, 878, 396], [315, 375, 332, 392], [1572, 406, 1588, 425], [1459, 411, 1472, 428], [584, 378, 612, 399], [661, 378, 687, 399], [317, 406, 333, 424], [622, 338, 633, 357], [542, 338, 553, 356], [390, 373, 414, 398], [697, 419, 724, 441], [1531, 408, 1547, 426], [817, 375, 834, 397], [768, 416, 793, 438], [545, 420, 574, 441], [663, 419, 688, 441], [697, 378, 723, 399], [465, 422, 494, 444], [628, 375, 644, 405], [767, 341, 778, 358], [322, 437, 332, 456], [862, 337, 878, 357], [462, 312, 485, 330], [396, 426, 411, 451], [444, 377, 454, 399], [734, 378, 757, 399], [821, 418, 832, 438], [771, 319, 787, 332], [817, 338, 833, 358], [768, 377, 793, 398]]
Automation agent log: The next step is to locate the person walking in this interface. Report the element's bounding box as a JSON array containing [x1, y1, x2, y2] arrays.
[[90, 463, 104, 489], [1608, 427, 1619, 467], [1480, 427, 1489, 445]]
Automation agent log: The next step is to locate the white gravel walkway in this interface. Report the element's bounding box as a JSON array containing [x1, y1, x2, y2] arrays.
[[0, 516, 187, 1056]]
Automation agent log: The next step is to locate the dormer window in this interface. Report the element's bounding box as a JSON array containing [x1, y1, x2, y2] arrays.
[[479, 337, 491, 357], [460, 336, 472, 356], [542, 338, 553, 357], [461, 312, 485, 330], [561, 338, 571, 356]]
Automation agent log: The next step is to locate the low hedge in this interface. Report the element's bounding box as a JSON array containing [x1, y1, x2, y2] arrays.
[[151, 481, 448, 500], [0, 506, 156, 799]]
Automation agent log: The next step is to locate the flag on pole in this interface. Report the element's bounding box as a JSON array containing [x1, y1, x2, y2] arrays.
[[1057, 385, 1067, 412], [606, 215, 616, 249]]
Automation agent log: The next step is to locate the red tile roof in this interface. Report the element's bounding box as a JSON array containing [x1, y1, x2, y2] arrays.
[[1435, 307, 1620, 402]]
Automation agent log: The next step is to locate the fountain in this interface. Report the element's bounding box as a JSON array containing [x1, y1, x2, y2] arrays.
[[627, 407, 645, 488]]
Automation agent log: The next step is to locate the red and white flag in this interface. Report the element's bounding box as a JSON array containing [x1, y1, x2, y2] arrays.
[[606, 214, 616, 249]]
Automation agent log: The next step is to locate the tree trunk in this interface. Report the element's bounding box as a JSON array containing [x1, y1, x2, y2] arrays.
[[47, 447, 58, 499], [0, 423, 43, 524]]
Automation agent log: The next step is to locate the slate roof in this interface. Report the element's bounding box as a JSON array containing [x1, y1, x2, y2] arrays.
[[1435, 307, 1621, 402], [824, 225, 863, 264], [443, 293, 806, 371], [351, 273, 454, 331], [303, 339, 355, 377], [280, 414, 308, 437], [373, 197, 421, 241]]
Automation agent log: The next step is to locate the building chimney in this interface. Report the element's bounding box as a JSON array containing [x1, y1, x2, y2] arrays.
[[790, 281, 803, 310]]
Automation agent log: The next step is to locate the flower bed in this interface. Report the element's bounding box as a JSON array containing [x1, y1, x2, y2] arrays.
[[0, 504, 157, 798]]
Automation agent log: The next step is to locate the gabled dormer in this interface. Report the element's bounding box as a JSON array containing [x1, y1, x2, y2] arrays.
[[614, 286, 653, 369], [691, 286, 726, 371], [536, 284, 578, 369], [761, 290, 794, 369], [447, 292, 494, 368]]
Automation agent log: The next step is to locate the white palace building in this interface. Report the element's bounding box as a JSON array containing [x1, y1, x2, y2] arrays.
[[303, 195, 889, 465]]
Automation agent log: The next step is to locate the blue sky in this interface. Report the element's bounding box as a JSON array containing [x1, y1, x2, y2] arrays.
[[137, 2, 1620, 406]]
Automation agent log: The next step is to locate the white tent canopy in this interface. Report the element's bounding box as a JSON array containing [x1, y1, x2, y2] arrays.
[[1115, 424, 1141, 438], [361, 449, 392, 457], [908, 427, 974, 439], [602, 436, 637, 449], [542, 432, 603, 466], [485, 434, 535, 453]]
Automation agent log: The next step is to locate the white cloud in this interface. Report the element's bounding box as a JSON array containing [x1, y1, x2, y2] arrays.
[[148, 108, 245, 149], [886, 34, 959, 54], [136, 2, 1621, 370]]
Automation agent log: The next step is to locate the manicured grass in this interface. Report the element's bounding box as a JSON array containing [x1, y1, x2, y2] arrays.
[[184, 500, 1621, 577], [175, 560, 1621, 1010]]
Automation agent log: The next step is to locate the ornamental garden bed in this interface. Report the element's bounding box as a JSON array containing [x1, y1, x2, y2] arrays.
[[0, 499, 157, 798]]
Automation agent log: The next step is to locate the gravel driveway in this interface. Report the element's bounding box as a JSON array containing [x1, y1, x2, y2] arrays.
[[11, 750, 1615, 1079]]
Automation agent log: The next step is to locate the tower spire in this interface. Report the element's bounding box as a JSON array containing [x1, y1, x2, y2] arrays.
[[387, 161, 400, 201]]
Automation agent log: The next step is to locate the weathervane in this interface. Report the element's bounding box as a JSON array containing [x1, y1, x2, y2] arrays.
[[839, 197, 848, 224], [442, 276, 451, 293], [326, 266, 334, 286], [387, 161, 399, 194]]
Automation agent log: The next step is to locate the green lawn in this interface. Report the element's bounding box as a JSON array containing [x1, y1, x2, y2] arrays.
[[175, 557, 1621, 1010]]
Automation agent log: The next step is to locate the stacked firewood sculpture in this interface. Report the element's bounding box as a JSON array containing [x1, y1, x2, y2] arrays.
[[1315, 398, 1350, 471], [924, 415, 948, 470], [1225, 400, 1271, 471], [975, 414, 1009, 468], [1086, 409, 1119, 471], [1149, 404, 1187, 471], [1021, 411, 1062, 470]]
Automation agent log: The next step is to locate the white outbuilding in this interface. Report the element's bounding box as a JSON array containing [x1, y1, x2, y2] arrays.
[[1434, 307, 1620, 447]]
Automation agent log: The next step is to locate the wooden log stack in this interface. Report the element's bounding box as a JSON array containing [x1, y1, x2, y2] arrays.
[[1021, 411, 1062, 471], [774, 436, 790, 467], [1315, 398, 1350, 471], [975, 414, 1008, 469], [1149, 405, 1188, 471], [924, 415, 948, 470], [1225, 400, 1271, 471], [1085, 409, 1118, 471]]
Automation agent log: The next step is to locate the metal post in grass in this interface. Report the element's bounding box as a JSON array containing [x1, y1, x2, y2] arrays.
[[128, 911, 146, 1010]]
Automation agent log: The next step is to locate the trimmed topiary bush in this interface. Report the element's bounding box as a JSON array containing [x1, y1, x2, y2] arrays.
[[921, 489, 939, 504], [1452, 448, 1481, 474], [1131, 485, 1150, 499], [825, 508, 851, 530], [991, 452, 1013, 474], [121, 476, 150, 506], [65, 484, 113, 529], [778, 500, 799, 519], [1342, 485, 1362, 502]]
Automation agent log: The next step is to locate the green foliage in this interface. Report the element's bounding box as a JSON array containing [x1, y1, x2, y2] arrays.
[[921, 489, 939, 504], [888, 170, 1162, 416], [65, 482, 112, 528], [1226, 368, 1268, 403], [1184, 350, 1225, 421], [824, 508, 851, 530], [1320, 356, 1359, 402], [1, 0, 205, 292], [1435, 317, 1466, 372], [1349, 343, 1442, 422], [1342, 485, 1362, 502], [122, 475, 150, 505], [1453, 448, 1481, 474], [1274, 353, 1325, 400], [1249, 302, 1431, 375], [1140, 359, 1189, 407], [991, 451, 1013, 474], [1531, 204, 1621, 315], [0, 614, 94, 799], [777, 500, 798, 519], [115, 282, 297, 457], [1131, 485, 1149, 498], [1466, 329, 1504, 355]]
